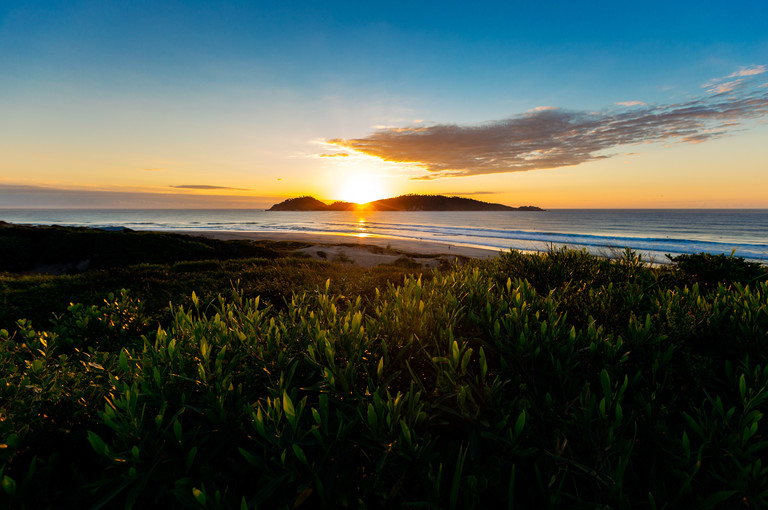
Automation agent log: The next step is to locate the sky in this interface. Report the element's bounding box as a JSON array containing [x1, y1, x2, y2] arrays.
[[1, 0, 767, 209]]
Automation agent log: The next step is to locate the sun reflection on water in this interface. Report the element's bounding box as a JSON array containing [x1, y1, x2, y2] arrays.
[[356, 217, 370, 237]]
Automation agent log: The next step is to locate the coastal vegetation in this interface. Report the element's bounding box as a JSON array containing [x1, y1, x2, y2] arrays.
[[0, 223, 291, 274], [267, 194, 543, 211], [1, 226, 767, 508]]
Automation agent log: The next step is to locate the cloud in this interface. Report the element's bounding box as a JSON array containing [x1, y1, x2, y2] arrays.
[[170, 184, 251, 190], [616, 101, 647, 107], [0, 185, 272, 209], [726, 65, 766, 78], [707, 80, 745, 94], [326, 67, 768, 179], [704, 65, 767, 93]]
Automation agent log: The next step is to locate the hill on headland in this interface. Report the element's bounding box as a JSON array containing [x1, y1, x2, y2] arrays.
[[268, 194, 543, 211]]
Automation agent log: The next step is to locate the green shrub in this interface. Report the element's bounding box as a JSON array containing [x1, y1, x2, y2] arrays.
[[2, 247, 767, 508], [668, 252, 766, 287]]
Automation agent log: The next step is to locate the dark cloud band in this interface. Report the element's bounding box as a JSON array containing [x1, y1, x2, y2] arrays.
[[326, 69, 768, 179]]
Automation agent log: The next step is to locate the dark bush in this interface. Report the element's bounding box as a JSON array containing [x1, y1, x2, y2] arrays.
[[667, 252, 766, 287]]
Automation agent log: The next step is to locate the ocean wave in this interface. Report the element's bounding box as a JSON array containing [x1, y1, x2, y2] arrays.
[[316, 220, 768, 261]]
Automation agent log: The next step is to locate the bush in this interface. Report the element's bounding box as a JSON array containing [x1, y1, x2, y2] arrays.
[[2, 248, 768, 508], [667, 252, 766, 287]]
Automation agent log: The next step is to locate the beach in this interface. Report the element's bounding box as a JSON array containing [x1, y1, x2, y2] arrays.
[[179, 230, 502, 268], [3, 209, 766, 263]]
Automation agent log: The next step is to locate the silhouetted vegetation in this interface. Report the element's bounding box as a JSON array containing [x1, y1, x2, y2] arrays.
[[0, 223, 291, 274], [667, 251, 766, 287], [268, 194, 543, 211], [0, 224, 426, 336], [369, 194, 543, 211], [267, 196, 341, 211]]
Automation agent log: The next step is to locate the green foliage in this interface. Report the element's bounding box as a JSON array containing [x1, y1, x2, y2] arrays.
[[1, 247, 767, 508], [668, 251, 767, 287], [0, 256, 418, 332], [48, 289, 148, 352]]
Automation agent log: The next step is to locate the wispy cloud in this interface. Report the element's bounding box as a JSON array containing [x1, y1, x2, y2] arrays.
[[170, 184, 251, 190], [704, 65, 767, 93], [726, 65, 766, 78], [708, 80, 743, 94], [325, 67, 768, 179], [616, 101, 646, 107], [0, 185, 272, 209]]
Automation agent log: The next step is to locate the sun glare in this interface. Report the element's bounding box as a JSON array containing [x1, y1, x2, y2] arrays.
[[337, 174, 389, 205], [356, 217, 370, 237]]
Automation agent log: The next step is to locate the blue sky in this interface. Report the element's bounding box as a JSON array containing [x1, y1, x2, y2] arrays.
[[2, 1, 767, 208]]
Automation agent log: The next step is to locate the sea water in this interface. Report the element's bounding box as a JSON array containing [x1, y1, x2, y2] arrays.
[[1, 209, 766, 263]]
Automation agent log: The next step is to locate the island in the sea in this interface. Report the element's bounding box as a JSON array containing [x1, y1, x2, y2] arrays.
[[268, 194, 544, 212]]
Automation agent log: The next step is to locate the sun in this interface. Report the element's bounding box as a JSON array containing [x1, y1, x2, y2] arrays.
[[336, 174, 390, 205]]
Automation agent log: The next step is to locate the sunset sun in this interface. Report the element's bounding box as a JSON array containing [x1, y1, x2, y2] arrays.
[[336, 174, 390, 205]]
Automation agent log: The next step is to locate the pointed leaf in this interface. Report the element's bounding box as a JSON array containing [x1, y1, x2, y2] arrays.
[[292, 444, 308, 466], [514, 410, 526, 439], [2, 475, 17, 496], [192, 487, 206, 506], [87, 431, 110, 457], [600, 369, 611, 399], [283, 391, 296, 428], [119, 349, 129, 373], [367, 403, 378, 430]]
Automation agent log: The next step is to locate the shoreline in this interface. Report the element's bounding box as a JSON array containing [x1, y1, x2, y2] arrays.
[[175, 230, 684, 267], [175, 230, 504, 268], [176, 230, 503, 259], [3, 210, 766, 264]]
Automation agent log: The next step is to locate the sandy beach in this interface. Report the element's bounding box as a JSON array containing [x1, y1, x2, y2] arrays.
[[178, 230, 503, 268]]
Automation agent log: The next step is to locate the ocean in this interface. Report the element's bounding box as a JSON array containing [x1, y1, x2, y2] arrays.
[[2, 208, 767, 263]]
